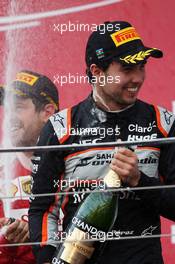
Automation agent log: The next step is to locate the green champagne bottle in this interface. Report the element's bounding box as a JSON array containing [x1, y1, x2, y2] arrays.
[[52, 169, 121, 264]]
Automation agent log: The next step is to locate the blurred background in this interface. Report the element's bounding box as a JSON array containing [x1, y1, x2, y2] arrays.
[[0, 0, 174, 262]]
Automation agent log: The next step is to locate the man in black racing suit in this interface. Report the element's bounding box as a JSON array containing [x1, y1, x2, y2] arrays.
[[29, 21, 175, 264]]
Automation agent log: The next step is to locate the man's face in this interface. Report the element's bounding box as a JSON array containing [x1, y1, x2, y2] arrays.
[[9, 97, 45, 147], [95, 61, 146, 111]]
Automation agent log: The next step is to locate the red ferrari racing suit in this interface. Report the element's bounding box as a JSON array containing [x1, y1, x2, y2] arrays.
[[0, 153, 36, 264]]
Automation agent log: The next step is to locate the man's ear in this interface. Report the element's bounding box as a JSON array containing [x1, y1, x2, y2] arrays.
[[90, 64, 103, 77], [42, 104, 56, 122]]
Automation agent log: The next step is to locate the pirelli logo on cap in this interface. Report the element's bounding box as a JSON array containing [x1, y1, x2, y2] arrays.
[[16, 72, 39, 86], [111, 27, 141, 47]]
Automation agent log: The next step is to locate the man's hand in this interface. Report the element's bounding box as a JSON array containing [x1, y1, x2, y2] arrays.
[[110, 148, 140, 186], [2, 219, 29, 243]]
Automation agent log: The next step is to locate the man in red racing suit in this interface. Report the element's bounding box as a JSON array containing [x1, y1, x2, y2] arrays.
[[0, 70, 59, 264]]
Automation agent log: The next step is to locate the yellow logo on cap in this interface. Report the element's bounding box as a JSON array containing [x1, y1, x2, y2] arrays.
[[111, 27, 141, 47], [16, 72, 39, 86], [120, 49, 154, 64]]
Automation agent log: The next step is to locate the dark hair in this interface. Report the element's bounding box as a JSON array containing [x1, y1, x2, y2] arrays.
[[86, 59, 113, 84], [31, 97, 53, 112], [15, 94, 58, 113]]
